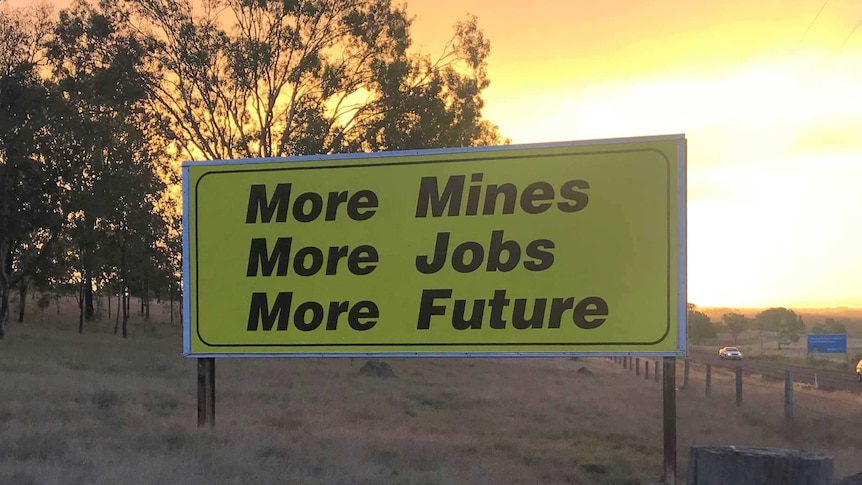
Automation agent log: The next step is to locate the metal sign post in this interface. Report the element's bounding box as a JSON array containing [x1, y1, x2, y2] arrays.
[[197, 358, 215, 427]]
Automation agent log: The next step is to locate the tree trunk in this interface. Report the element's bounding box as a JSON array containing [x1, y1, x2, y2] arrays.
[[169, 283, 174, 325], [107, 284, 112, 319], [17, 280, 27, 323], [0, 240, 11, 338], [84, 266, 94, 320], [113, 285, 120, 335], [144, 270, 150, 321], [121, 243, 129, 338], [0, 278, 8, 339], [77, 277, 84, 334]]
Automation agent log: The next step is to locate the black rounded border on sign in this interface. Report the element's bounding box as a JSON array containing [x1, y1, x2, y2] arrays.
[[192, 148, 673, 349]]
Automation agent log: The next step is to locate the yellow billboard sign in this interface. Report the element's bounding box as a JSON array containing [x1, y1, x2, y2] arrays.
[[182, 135, 686, 356]]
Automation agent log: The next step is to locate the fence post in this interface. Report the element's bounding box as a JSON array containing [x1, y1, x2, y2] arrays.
[[735, 366, 743, 407], [636, 358, 641, 376], [645, 360, 651, 379], [624, 356, 628, 369], [785, 370, 794, 425], [705, 364, 711, 397], [655, 360, 661, 382], [683, 360, 690, 389]]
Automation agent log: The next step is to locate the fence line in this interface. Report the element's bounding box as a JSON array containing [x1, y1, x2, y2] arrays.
[[609, 357, 862, 427]]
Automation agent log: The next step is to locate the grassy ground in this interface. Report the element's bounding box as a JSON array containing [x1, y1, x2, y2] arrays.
[[1, 298, 861, 484]]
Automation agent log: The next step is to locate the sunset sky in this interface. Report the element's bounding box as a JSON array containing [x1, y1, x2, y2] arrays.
[[8, 0, 862, 309], [405, 0, 862, 309]]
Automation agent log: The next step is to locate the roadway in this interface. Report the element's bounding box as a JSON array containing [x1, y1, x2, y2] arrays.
[[686, 349, 862, 394]]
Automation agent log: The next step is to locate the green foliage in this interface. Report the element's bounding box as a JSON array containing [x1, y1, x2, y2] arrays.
[[129, 0, 506, 159], [688, 309, 717, 344], [721, 312, 749, 344], [755, 307, 804, 349], [2, 0, 508, 337], [0, 5, 69, 337], [1, 0, 177, 336], [45, 0, 170, 334], [810, 318, 846, 334]]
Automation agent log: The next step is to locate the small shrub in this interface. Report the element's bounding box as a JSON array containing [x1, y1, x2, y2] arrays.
[[90, 389, 121, 410], [580, 462, 608, 474]]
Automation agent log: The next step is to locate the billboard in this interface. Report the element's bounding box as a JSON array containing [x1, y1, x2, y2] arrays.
[[807, 334, 847, 354], [182, 135, 686, 357]]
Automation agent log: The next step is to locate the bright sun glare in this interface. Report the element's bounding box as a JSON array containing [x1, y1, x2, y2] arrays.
[[480, 53, 862, 309]]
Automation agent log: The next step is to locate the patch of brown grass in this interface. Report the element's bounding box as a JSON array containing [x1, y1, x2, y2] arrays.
[[2, 304, 861, 484]]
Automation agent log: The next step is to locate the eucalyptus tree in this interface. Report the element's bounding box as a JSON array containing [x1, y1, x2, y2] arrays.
[[47, 0, 169, 335], [128, 0, 505, 160], [0, 4, 68, 337]]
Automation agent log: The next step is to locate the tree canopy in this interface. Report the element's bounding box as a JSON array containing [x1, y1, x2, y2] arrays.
[[0, 0, 504, 336], [721, 312, 749, 345], [810, 317, 846, 334], [755, 307, 804, 350], [128, 0, 505, 160], [688, 307, 717, 345], [0, 4, 67, 337]]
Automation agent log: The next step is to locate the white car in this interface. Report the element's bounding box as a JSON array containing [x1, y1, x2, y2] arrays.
[[719, 346, 743, 360]]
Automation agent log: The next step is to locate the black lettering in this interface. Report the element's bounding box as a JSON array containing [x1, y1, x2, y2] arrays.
[[487, 230, 520, 272], [349, 301, 379, 330], [465, 173, 483, 216], [451, 241, 484, 273], [348, 190, 378, 221], [524, 240, 555, 271], [246, 183, 291, 223], [347, 245, 378, 275], [247, 292, 292, 331], [416, 176, 464, 217], [326, 300, 350, 330], [573, 297, 608, 329], [520, 181, 554, 214], [326, 246, 349, 276], [293, 192, 323, 222], [417, 289, 451, 329], [294, 246, 324, 276], [294, 301, 324, 331], [247, 237, 292, 276], [512, 298, 547, 329], [482, 183, 517, 215], [558, 180, 590, 212], [416, 232, 450, 274], [488, 289, 510, 329], [325, 191, 348, 220], [547, 297, 574, 328], [453, 298, 485, 330]]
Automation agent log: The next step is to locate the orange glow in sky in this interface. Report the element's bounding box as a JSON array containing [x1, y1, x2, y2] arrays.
[[8, 0, 862, 308], [406, 0, 862, 309]]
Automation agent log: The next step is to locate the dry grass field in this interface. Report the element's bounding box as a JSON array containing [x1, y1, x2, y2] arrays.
[[1, 297, 861, 484]]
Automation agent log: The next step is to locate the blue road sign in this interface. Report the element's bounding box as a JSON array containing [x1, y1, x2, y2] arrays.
[[807, 334, 847, 354]]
